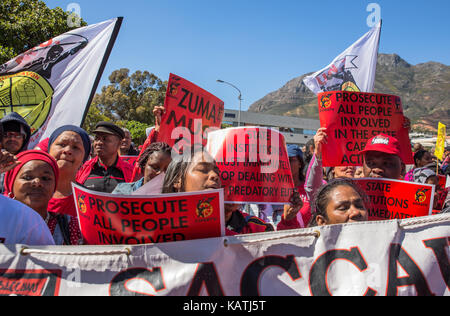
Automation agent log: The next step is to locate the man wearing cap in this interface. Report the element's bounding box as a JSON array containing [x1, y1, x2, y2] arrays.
[[360, 134, 404, 180], [0, 112, 31, 155], [77, 122, 134, 193]]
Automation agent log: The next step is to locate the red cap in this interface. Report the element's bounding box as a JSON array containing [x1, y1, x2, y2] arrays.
[[360, 134, 401, 157]]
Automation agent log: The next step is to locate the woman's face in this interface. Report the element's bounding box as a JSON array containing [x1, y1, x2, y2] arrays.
[[12, 160, 56, 214], [182, 152, 221, 192], [333, 166, 356, 179], [289, 156, 302, 183], [417, 152, 433, 168], [49, 131, 85, 174], [316, 185, 368, 226], [143, 152, 172, 184]]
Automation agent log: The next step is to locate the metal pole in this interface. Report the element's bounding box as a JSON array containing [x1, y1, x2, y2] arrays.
[[217, 80, 243, 127]]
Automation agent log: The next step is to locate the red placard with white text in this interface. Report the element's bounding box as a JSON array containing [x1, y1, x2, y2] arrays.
[[207, 127, 295, 204], [318, 91, 414, 167], [158, 73, 225, 149], [72, 183, 225, 245], [354, 178, 434, 221]]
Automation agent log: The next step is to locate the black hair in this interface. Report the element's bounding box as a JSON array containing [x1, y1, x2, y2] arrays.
[[308, 178, 369, 227], [413, 150, 429, 167], [0, 121, 3, 144], [137, 142, 172, 172]]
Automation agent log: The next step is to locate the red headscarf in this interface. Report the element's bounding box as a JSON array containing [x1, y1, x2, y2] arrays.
[[3, 150, 59, 197]]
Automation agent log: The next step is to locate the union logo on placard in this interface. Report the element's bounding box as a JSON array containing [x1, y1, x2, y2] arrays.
[[414, 188, 429, 204], [196, 197, 215, 219], [78, 195, 87, 214], [320, 94, 332, 109], [0, 72, 53, 135]]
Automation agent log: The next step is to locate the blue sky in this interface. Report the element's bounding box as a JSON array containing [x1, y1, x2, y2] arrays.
[[45, 0, 450, 112]]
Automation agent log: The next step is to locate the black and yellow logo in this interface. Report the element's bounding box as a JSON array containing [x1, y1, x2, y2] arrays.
[[196, 197, 215, 219], [0, 71, 53, 135], [78, 195, 87, 214], [341, 81, 360, 92], [320, 94, 332, 109], [415, 188, 429, 204]]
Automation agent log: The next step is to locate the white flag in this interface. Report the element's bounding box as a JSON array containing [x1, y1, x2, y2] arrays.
[[0, 17, 123, 148], [303, 21, 382, 95]]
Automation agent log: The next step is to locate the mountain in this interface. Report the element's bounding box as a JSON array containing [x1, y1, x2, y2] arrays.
[[249, 54, 450, 132]]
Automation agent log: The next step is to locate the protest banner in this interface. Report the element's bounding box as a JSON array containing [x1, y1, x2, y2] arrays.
[[72, 183, 225, 245], [435, 122, 446, 161], [318, 91, 414, 167], [207, 127, 294, 204], [354, 178, 434, 221], [0, 18, 123, 148], [158, 73, 225, 149], [0, 214, 448, 296]]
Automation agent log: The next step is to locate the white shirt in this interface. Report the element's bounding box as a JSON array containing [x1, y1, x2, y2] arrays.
[[0, 196, 55, 246]]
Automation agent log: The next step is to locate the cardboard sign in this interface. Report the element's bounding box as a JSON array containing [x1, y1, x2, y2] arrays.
[[318, 91, 414, 167], [207, 127, 295, 204], [158, 73, 225, 148], [354, 178, 434, 221], [119, 156, 138, 168], [72, 183, 225, 245]]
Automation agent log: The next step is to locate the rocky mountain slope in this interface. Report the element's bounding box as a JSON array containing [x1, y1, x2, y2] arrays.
[[249, 54, 450, 132]]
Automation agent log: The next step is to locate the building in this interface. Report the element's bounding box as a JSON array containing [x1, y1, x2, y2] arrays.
[[222, 109, 320, 146]]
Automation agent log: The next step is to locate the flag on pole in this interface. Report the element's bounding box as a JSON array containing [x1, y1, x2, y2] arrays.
[[0, 17, 123, 148], [303, 21, 382, 95], [435, 122, 446, 161]]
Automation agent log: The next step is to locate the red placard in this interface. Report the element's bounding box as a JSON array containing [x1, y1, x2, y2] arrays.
[[158, 73, 225, 148], [207, 127, 295, 204], [72, 184, 225, 245], [354, 178, 434, 221], [318, 91, 414, 167], [438, 175, 446, 190]]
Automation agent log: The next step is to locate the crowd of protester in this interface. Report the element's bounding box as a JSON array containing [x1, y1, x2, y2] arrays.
[[0, 109, 449, 246]]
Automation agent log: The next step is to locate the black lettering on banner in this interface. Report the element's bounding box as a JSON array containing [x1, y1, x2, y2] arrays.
[[423, 237, 450, 289], [386, 244, 434, 296], [240, 255, 301, 296], [109, 268, 166, 296], [309, 247, 377, 296], [186, 263, 224, 296], [0, 270, 62, 296]]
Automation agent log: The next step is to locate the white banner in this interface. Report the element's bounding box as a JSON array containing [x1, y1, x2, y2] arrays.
[[0, 214, 448, 296], [0, 18, 122, 148], [303, 21, 381, 95]]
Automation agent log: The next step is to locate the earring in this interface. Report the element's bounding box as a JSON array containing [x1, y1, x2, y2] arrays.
[[8, 192, 15, 200]]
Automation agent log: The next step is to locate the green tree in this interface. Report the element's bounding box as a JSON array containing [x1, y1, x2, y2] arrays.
[[87, 69, 167, 128], [125, 120, 148, 145], [0, 0, 87, 65]]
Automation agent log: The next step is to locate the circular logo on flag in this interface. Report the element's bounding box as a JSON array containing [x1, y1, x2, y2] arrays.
[[0, 71, 53, 135]]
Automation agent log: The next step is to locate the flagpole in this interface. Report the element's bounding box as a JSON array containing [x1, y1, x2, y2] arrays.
[[80, 17, 124, 128]]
